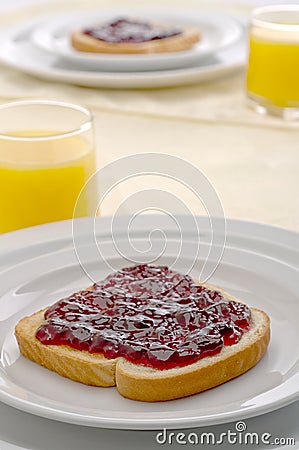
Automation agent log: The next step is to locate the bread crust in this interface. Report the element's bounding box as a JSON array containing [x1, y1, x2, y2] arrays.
[[15, 283, 270, 401], [71, 27, 200, 54], [116, 308, 270, 401], [15, 309, 117, 387]]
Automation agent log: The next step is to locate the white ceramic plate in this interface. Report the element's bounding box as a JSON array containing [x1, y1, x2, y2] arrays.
[[31, 9, 244, 71], [0, 216, 298, 430], [0, 20, 245, 88], [0, 400, 298, 450]]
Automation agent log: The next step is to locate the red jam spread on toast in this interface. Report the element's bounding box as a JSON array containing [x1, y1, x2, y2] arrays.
[[36, 265, 252, 369], [84, 18, 182, 44]]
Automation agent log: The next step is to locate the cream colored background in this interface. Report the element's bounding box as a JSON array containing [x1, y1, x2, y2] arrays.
[[0, 0, 298, 230]]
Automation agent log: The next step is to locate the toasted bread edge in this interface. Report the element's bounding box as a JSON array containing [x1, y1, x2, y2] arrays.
[[15, 310, 117, 387], [116, 308, 270, 401]]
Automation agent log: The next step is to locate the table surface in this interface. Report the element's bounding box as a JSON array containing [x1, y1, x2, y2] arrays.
[[0, 1, 298, 449]]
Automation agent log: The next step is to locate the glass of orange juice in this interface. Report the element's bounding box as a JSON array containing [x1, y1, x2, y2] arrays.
[[246, 5, 299, 119], [0, 100, 97, 233]]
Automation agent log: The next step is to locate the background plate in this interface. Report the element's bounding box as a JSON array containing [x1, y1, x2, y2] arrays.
[[0, 21, 245, 88], [31, 9, 244, 71], [0, 216, 298, 430]]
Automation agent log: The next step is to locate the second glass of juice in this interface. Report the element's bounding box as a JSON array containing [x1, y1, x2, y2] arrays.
[[246, 5, 299, 119], [0, 100, 97, 233]]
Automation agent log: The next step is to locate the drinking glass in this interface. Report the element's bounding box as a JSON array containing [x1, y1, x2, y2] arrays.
[[0, 100, 97, 233], [246, 5, 299, 119]]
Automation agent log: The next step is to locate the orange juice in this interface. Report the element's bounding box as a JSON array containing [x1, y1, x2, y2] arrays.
[[247, 36, 299, 107], [0, 130, 97, 233]]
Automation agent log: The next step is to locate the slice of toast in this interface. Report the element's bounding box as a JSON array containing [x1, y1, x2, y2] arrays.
[[15, 284, 270, 402], [71, 23, 200, 54]]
